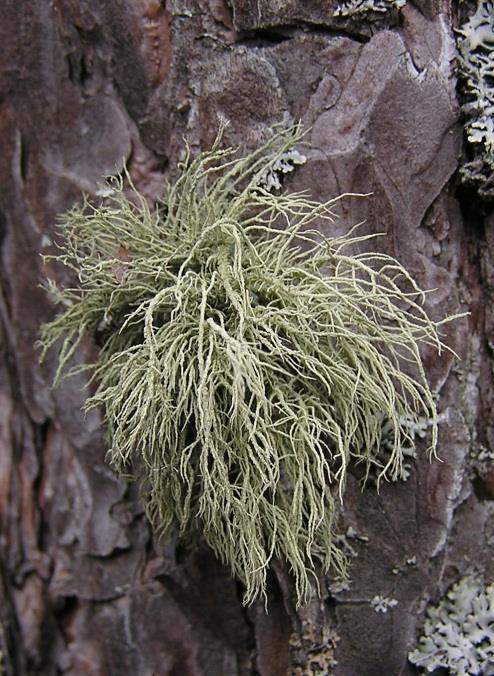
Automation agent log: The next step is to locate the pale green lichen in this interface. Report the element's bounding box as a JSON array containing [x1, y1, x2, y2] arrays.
[[409, 576, 494, 674], [457, 0, 494, 198], [40, 126, 455, 606]]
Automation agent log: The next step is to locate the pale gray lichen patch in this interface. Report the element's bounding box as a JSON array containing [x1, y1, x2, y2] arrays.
[[258, 149, 307, 192], [345, 526, 369, 544], [409, 576, 494, 674], [364, 413, 429, 485], [328, 578, 351, 594], [457, 0, 494, 199], [334, 0, 407, 19], [392, 555, 418, 575], [333, 526, 369, 559], [470, 444, 494, 480], [370, 595, 399, 613]]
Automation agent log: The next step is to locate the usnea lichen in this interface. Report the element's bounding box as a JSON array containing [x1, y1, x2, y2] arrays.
[[40, 126, 453, 606], [409, 576, 494, 674], [457, 0, 494, 198]]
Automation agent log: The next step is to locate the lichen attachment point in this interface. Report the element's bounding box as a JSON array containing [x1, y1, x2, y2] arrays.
[[40, 125, 455, 606]]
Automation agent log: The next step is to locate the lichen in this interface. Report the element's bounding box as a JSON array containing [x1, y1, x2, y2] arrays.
[[289, 606, 339, 675], [409, 576, 494, 674], [334, 0, 407, 19], [370, 595, 398, 613], [392, 555, 417, 575], [470, 443, 494, 480], [457, 0, 494, 199], [364, 413, 429, 485], [258, 148, 306, 192], [333, 526, 369, 559], [40, 125, 456, 607]]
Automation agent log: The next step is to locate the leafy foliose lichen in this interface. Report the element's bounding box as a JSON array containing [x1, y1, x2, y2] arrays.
[[258, 148, 306, 192], [370, 595, 398, 613], [366, 413, 429, 485], [333, 0, 407, 19], [40, 125, 454, 606], [289, 611, 339, 675], [409, 576, 494, 675], [457, 0, 494, 199]]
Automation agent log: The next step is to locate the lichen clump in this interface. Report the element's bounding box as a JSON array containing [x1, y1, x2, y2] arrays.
[[40, 127, 449, 606], [457, 0, 494, 198], [409, 576, 494, 674], [333, 0, 407, 19]]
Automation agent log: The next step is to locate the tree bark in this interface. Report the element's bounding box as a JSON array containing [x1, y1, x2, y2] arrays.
[[0, 1, 492, 674]]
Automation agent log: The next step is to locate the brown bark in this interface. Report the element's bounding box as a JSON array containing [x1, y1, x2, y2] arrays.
[[0, 1, 492, 674]]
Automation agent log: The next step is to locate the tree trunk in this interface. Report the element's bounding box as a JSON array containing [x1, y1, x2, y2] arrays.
[[0, 1, 492, 674]]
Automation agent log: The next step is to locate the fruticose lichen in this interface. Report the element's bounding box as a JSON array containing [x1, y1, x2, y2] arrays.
[[457, 0, 494, 199], [409, 576, 494, 674], [334, 0, 407, 19], [40, 126, 454, 606]]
